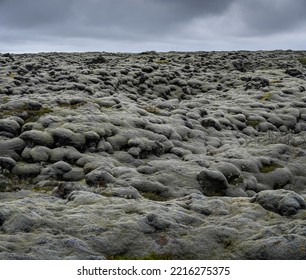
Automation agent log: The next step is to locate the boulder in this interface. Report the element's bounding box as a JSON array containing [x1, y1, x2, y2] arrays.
[[197, 169, 229, 196], [285, 68, 303, 77], [201, 117, 222, 131], [19, 130, 54, 147], [63, 168, 85, 181], [49, 147, 83, 163], [250, 189, 306, 216], [0, 119, 20, 137], [52, 161, 73, 173], [0, 157, 17, 170], [12, 163, 42, 178], [51, 128, 86, 150], [0, 138, 26, 160], [85, 167, 116, 186]]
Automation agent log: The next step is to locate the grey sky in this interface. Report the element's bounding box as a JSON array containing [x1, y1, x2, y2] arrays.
[[0, 0, 305, 53]]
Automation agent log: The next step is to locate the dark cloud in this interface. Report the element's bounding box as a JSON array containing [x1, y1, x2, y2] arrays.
[[0, 0, 305, 52], [0, 0, 232, 30], [0, 0, 234, 43], [0, 0, 72, 28], [236, 0, 306, 36], [152, 0, 233, 18]]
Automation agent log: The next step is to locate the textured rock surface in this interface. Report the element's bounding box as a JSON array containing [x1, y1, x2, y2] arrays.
[[0, 51, 306, 259]]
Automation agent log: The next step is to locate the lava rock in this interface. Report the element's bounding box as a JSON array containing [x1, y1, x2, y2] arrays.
[[285, 68, 303, 77], [197, 169, 229, 196], [51, 128, 86, 150], [0, 138, 26, 160], [19, 130, 54, 147], [12, 163, 42, 178], [250, 189, 306, 216], [0, 157, 17, 171], [0, 119, 21, 137], [85, 167, 116, 186]]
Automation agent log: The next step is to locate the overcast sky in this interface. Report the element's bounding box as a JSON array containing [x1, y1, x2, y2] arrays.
[[0, 0, 305, 53]]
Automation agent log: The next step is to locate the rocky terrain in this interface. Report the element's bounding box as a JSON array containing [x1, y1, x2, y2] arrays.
[[0, 50, 306, 260]]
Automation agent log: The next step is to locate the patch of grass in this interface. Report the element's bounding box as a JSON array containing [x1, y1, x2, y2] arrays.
[[32, 185, 55, 193], [124, 206, 144, 215], [206, 190, 227, 197], [2, 107, 53, 123], [260, 92, 273, 102], [7, 72, 15, 78], [144, 105, 160, 114], [141, 191, 168, 201], [298, 57, 306, 65], [100, 192, 113, 198], [246, 119, 262, 127], [155, 59, 169, 64], [25, 107, 53, 123], [228, 175, 244, 187], [107, 252, 175, 260], [259, 162, 283, 173], [0, 171, 33, 191], [269, 80, 282, 84], [1, 96, 9, 102]]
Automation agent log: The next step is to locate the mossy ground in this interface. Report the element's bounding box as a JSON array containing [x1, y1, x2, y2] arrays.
[[0, 107, 53, 122], [32, 185, 55, 193], [1, 96, 9, 102], [228, 175, 244, 187], [260, 92, 273, 102], [246, 119, 262, 127], [269, 80, 283, 84], [298, 57, 306, 65], [0, 184, 6, 192], [7, 72, 15, 79], [0, 171, 34, 192], [57, 101, 87, 110], [107, 252, 176, 260], [144, 105, 160, 114], [141, 191, 168, 201], [155, 59, 170, 64], [259, 163, 283, 173]]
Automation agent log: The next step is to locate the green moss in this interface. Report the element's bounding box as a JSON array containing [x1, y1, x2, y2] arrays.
[[100, 192, 113, 198], [144, 105, 160, 114], [32, 185, 55, 193], [7, 72, 15, 78], [124, 207, 144, 215], [269, 80, 282, 84], [2, 107, 53, 123], [206, 190, 227, 197], [228, 175, 244, 187], [0, 171, 33, 191], [155, 59, 169, 64], [298, 57, 306, 65], [260, 92, 273, 102], [246, 119, 261, 127], [259, 163, 283, 173], [107, 252, 175, 260], [1, 171, 16, 181], [1, 96, 9, 102], [24, 107, 53, 123], [141, 191, 168, 201]]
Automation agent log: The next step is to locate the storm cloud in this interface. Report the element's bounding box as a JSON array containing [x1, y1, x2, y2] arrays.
[[0, 0, 305, 52]]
